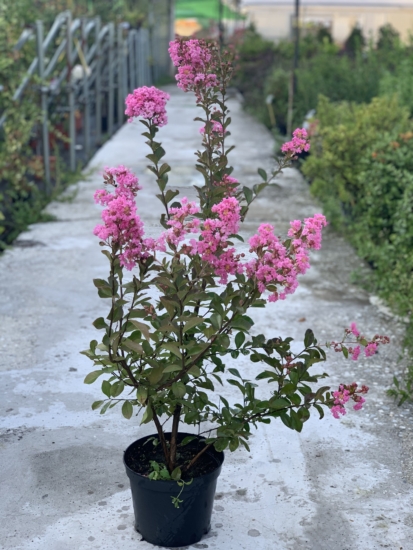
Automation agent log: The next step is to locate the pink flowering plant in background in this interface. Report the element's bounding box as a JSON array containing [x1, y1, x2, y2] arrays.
[[83, 37, 389, 478]]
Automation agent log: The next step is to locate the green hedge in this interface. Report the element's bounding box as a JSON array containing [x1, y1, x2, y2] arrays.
[[301, 96, 413, 402]]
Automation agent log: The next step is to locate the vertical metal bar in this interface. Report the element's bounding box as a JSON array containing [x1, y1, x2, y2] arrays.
[[36, 20, 51, 192], [82, 18, 91, 158], [143, 29, 151, 85], [95, 16, 102, 146], [66, 12, 76, 171], [108, 22, 114, 136], [137, 29, 144, 87], [168, 0, 175, 77], [117, 24, 124, 127], [134, 30, 140, 88], [128, 31, 135, 93], [148, 4, 155, 84]]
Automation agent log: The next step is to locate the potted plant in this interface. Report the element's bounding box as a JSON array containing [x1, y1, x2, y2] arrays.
[[82, 38, 389, 547]]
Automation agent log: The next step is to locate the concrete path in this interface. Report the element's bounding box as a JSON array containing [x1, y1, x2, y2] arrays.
[[1, 86, 413, 550]]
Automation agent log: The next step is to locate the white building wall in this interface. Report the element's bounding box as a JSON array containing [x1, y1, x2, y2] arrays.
[[242, 1, 413, 44]]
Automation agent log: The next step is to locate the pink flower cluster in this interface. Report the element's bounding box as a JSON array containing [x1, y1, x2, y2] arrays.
[[245, 214, 327, 302], [156, 197, 200, 251], [93, 166, 151, 270], [190, 197, 244, 284], [281, 128, 311, 158], [199, 120, 224, 136], [331, 383, 369, 418], [125, 86, 170, 127], [168, 38, 218, 94], [214, 174, 239, 196], [288, 213, 328, 251], [339, 323, 390, 361]]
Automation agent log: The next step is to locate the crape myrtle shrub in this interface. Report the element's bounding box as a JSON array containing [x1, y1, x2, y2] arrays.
[[302, 95, 413, 401]]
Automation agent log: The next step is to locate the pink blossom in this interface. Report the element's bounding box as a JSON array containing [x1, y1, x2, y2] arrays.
[[364, 342, 377, 357], [351, 345, 361, 361], [93, 167, 150, 270], [350, 322, 360, 337], [168, 38, 218, 94], [211, 197, 241, 236], [331, 404, 347, 419], [281, 128, 311, 158], [125, 86, 170, 127], [353, 397, 366, 411], [331, 383, 369, 418], [199, 120, 224, 135], [156, 197, 200, 250]]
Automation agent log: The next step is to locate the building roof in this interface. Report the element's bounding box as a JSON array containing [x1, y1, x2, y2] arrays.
[[242, 0, 413, 6]]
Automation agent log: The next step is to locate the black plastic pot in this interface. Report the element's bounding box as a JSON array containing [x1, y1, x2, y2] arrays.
[[124, 432, 224, 548]]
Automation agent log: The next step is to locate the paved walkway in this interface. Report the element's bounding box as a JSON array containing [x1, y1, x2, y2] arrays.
[[1, 86, 413, 550]]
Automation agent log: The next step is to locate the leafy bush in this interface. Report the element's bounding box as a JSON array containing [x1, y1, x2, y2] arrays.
[[232, 26, 275, 125], [302, 96, 413, 401], [301, 95, 409, 227]]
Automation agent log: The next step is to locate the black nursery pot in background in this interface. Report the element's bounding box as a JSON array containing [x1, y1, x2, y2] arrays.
[[124, 433, 224, 548]]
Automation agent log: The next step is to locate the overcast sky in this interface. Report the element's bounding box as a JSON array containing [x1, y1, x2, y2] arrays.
[[242, 0, 413, 6]]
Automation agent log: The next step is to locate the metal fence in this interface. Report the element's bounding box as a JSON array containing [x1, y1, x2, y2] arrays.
[[1, 5, 173, 194]]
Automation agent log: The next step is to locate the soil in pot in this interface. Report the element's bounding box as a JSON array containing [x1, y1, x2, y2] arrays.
[[124, 432, 224, 548]]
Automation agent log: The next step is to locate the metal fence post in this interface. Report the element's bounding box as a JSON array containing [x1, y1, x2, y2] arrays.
[[128, 30, 136, 93], [66, 12, 76, 171], [108, 22, 114, 136], [36, 20, 51, 192], [117, 24, 124, 127], [82, 18, 91, 158], [95, 16, 102, 146]]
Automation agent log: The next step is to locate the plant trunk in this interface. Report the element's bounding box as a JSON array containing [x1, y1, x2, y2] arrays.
[[169, 404, 181, 471], [151, 404, 172, 471]]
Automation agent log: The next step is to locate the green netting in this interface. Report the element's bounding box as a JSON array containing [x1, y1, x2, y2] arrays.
[[175, 0, 244, 21]]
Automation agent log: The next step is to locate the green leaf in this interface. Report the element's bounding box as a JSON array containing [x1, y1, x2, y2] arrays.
[[111, 380, 124, 398], [122, 339, 143, 354], [258, 168, 268, 181], [91, 400, 104, 410], [93, 317, 107, 329], [141, 405, 154, 424], [137, 386, 148, 405], [130, 320, 151, 341], [188, 365, 201, 377], [281, 383, 296, 395], [164, 189, 179, 204], [269, 397, 291, 410], [171, 467, 182, 481], [163, 364, 182, 373], [148, 366, 164, 385], [102, 380, 111, 398], [159, 163, 171, 177], [214, 438, 229, 452], [243, 186, 253, 204], [183, 317, 205, 333], [209, 313, 222, 330], [314, 404, 325, 419], [122, 400, 133, 419], [84, 370, 102, 384], [172, 381, 187, 398], [235, 332, 245, 349], [163, 342, 182, 358], [228, 368, 242, 378], [100, 401, 111, 415], [304, 329, 315, 348]]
